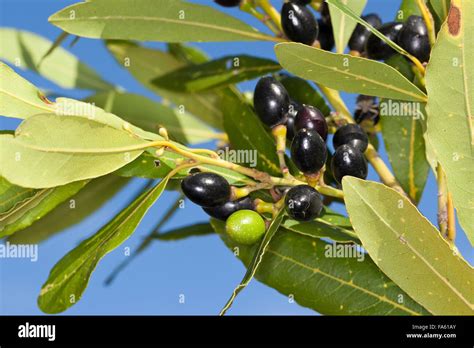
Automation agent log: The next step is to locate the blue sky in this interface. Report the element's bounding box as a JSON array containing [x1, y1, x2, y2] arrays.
[[0, 0, 472, 315]]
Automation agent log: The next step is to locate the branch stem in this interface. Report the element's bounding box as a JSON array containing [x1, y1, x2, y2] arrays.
[[415, 0, 437, 46]]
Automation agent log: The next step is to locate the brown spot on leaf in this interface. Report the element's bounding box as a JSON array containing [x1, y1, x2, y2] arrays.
[[447, 4, 461, 36]]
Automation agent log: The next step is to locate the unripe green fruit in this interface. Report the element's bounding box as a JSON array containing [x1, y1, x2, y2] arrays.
[[225, 210, 266, 245]]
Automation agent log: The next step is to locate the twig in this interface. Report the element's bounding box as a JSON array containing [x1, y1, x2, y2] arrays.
[[415, 0, 437, 46]]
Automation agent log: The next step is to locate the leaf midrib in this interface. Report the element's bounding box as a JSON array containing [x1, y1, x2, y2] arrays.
[[279, 45, 427, 102]]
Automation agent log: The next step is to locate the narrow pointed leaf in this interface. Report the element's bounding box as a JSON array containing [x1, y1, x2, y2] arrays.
[[8, 176, 130, 245], [0, 28, 112, 90], [49, 0, 277, 42], [343, 177, 474, 315], [0, 177, 87, 238], [38, 176, 170, 314], [429, 0, 450, 23], [328, 0, 367, 54], [213, 219, 428, 315], [152, 55, 280, 92], [219, 208, 286, 315], [425, 0, 474, 245], [275, 43, 427, 102]]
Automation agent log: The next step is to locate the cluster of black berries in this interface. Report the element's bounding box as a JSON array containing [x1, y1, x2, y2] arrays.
[[349, 14, 431, 63], [281, 1, 334, 50]]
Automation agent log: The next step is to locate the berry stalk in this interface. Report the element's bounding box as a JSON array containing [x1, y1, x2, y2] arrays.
[[415, 0, 437, 46], [257, 0, 283, 33]]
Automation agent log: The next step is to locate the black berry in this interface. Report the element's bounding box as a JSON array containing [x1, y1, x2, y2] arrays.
[[203, 197, 255, 221], [397, 16, 430, 63], [331, 144, 368, 183], [254, 76, 290, 128], [317, 19, 335, 51], [366, 22, 404, 60], [348, 13, 382, 53], [281, 2, 318, 45], [294, 104, 328, 141], [286, 99, 302, 140], [354, 95, 380, 125], [333, 124, 369, 153], [320, 2, 331, 25], [285, 185, 323, 221], [291, 128, 327, 174], [181, 172, 231, 207], [214, 0, 241, 7]]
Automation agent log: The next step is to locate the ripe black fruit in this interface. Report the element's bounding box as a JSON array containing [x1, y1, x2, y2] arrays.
[[397, 16, 430, 63], [253, 76, 290, 128], [294, 105, 328, 141], [331, 144, 368, 183], [286, 99, 302, 140], [366, 22, 404, 60], [354, 95, 380, 125], [203, 197, 255, 221], [281, 2, 318, 45], [291, 128, 327, 174], [214, 0, 241, 7], [348, 13, 382, 53], [333, 124, 369, 153], [317, 19, 335, 51], [285, 185, 323, 221], [181, 172, 231, 207]]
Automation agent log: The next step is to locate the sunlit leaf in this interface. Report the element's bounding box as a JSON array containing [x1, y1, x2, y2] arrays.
[[328, 0, 367, 53]]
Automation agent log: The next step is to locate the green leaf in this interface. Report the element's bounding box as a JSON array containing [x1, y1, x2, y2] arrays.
[[0, 114, 148, 188], [429, 0, 450, 23], [328, 0, 367, 54], [282, 207, 360, 244], [213, 219, 428, 315], [152, 55, 280, 92], [0, 28, 112, 90], [343, 177, 474, 315], [275, 43, 427, 102], [222, 89, 281, 176], [49, 0, 276, 42], [219, 207, 286, 315], [397, 0, 423, 21], [154, 223, 214, 241], [0, 177, 87, 238], [0, 62, 56, 119], [380, 100, 430, 203], [8, 175, 130, 245], [425, 0, 474, 245], [167, 43, 209, 65], [86, 91, 217, 145], [106, 41, 224, 129], [38, 176, 170, 314], [279, 75, 331, 116]]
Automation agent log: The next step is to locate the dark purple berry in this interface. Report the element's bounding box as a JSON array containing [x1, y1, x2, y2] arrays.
[[348, 13, 382, 53], [291, 128, 327, 174], [214, 0, 241, 7], [294, 105, 328, 141], [366, 22, 404, 60], [290, 0, 312, 5], [285, 185, 323, 221], [317, 19, 335, 51], [331, 144, 368, 183], [333, 124, 369, 153], [203, 197, 255, 221], [181, 172, 231, 207], [320, 2, 331, 24], [397, 16, 430, 63], [354, 95, 380, 125], [281, 2, 318, 45], [253, 76, 290, 128]]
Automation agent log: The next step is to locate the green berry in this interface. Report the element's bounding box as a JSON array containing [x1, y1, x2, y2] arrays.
[[225, 210, 266, 245]]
